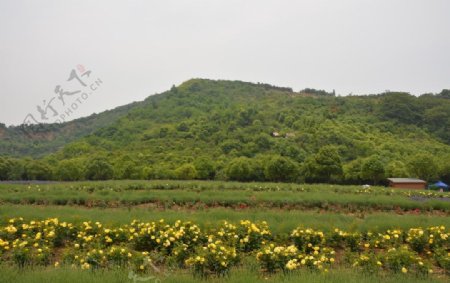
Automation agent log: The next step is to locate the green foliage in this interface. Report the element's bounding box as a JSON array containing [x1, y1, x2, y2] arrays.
[[55, 159, 84, 181], [85, 157, 114, 180], [303, 146, 343, 183], [361, 155, 385, 184], [264, 155, 298, 182], [226, 157, 254, 182], [2, 79, 450, 183], [379, 92, 421, 124], [194, 158, 215, 180], [343, 158, 363, 183], [24, 160, 52, 180], [175, 164, 198, 180], [408, 153, 438, 181], [385, 161, 409, 178], [0, 157, 12, 180], [0, 103, 138, 158]]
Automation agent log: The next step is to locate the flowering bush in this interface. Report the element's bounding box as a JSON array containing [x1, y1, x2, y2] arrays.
[[185, 238, 238, 278], [216, 220, 271, 252], [291, 228, 324, 252], [256, 244, 335, 273], [434, 248, 450, 274], [382, 246, 432, 275], [0, 218, 447, 279], [130, 219, 202, 254], [352, 252, 383, 274], [256, 244, 298, 273], [328, 228, 361, 251]]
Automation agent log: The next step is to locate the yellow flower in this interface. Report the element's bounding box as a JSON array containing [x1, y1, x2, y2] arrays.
[[401, 267, 408, 273], [54, 262, 59, 267], [286, 259, 297, 270], [6, 225, 17, 234]]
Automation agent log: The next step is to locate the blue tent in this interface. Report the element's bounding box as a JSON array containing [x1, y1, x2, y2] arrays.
[[433, 181, 449, 189]]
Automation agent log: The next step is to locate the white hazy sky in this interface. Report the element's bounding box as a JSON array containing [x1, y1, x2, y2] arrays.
[[0, 0, 449, 126]]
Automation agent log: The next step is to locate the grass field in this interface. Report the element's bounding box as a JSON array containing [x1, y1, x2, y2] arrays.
[[0, 180, 449, 282], [0, 266, 447, 283]]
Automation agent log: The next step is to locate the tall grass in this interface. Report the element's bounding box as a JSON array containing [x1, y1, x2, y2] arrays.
[[0, 265, 445, 283], [0, 181, 449, 211]]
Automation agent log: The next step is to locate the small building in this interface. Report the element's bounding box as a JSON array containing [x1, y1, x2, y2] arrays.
[[387, 178, 426, 190]]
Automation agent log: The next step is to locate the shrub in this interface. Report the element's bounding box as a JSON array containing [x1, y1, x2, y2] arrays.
[[185, 239, 238, 278], [175, 164, 197, 180]]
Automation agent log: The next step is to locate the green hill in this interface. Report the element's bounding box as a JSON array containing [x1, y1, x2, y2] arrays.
[[0, 102, 140, 157], [1, 79, 450, 183]]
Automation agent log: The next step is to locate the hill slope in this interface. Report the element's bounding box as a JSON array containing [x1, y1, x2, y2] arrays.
[[1, 79, 450, 183], [0, 102, 140, 157]]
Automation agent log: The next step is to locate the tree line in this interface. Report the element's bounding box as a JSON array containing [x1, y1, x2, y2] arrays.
[[1, 148, 448, 184]]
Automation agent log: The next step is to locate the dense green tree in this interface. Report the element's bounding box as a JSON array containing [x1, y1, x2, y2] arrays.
[[385, 161, 409, 178], [361, 155, 385, 184], [176, 122, 190, 132], [55, 159, 84, 181], [7, 159, 26, 180], [159, 127, 169, 138], [151, 166, 175, 180], [175, 164, 197, 180], [226, 157, 253, 182], [61, 142, 92, 159], [194, 158, 215, 180], [241, 142, 259, 157], [237, 108, 257, 127], [379, 92, 421, 124], [254, 134, 272, 151], [274, 140, 304, 162], [220, 140, 241, 154], [439, 162, 450, 184], [343, 158, 364, 183], [0, 157, 12, 180], [408, 153, 438, 181], [264, 155, 298, 182], [24, 160, 53, 180], [116, 161, 143, 180], [85, 157, 114, 180], [304, 146, 343, 182]]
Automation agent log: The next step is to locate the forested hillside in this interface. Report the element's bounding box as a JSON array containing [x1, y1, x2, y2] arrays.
[[1, 79, 450, 184], [0, 102, 140, 157]]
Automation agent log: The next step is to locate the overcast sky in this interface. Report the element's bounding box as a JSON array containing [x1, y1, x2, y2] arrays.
[[0, 0, 449, 126]]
